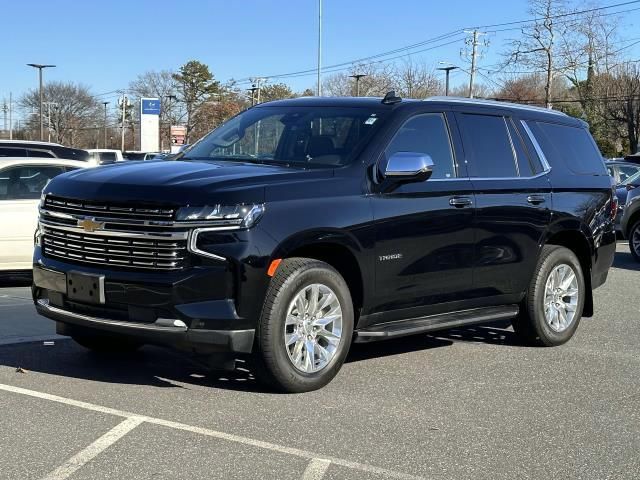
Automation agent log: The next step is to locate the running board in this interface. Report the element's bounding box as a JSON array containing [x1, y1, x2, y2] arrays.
[[354, 305, 519, 342]]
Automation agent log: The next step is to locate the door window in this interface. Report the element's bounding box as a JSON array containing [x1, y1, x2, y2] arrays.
[[0, 147, 27, 157], [458, 114, 518, 178], [617, 165, 640, 183], [384, 113, 456, 179], [0, 165, 66, 200]]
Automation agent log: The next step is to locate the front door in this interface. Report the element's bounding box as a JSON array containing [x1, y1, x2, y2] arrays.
[[371, 112, 475, 320]]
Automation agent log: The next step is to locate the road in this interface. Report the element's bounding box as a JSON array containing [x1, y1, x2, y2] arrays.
[[0, 244, 638, 479]]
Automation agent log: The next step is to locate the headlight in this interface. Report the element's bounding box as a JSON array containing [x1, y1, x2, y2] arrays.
[[176, 203, 265, 228]]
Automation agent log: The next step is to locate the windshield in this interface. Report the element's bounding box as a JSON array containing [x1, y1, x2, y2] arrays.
[[622, 169, 640, 185], [180, 106, 386, 168]]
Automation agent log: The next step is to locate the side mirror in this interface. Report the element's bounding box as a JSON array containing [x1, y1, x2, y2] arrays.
[[384, 152, 434, 183]]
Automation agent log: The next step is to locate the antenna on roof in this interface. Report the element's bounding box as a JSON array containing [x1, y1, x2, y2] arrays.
[[381, 91, 402, 105]]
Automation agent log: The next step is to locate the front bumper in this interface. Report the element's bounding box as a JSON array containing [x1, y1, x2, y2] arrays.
[[32, 250, 256, 354]]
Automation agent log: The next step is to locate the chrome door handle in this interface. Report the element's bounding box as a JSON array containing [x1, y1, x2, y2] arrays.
[[527, 195, 546, 205], [449, 196, 473, 208]]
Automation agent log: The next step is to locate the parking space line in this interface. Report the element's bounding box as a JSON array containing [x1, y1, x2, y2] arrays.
[[0, 383, 425, 480], [41, 416, 144, 480], [302, 458, 331, 479], [0, 335, 63, 346]]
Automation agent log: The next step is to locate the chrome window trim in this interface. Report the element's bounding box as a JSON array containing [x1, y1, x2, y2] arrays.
[[188, 226, 241, 262], [520, 120, 552, 173]]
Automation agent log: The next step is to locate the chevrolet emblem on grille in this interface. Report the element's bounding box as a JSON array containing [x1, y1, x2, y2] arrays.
[[77, 218, 104, 233]]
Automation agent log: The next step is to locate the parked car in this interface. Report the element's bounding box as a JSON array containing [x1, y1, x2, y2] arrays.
[[123, 151, 162, 161], [33, 95, 616, 392], [606, 159, 640, 185], [621, 175, 640, 262], [623, 152, 640, 164], [0, 158, 87, 272], [608, 163, 640, 233], [87, 149, 123, 165], [0, 140, 89, 162]]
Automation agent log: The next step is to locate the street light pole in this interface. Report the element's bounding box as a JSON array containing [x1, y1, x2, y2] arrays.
[[27, 64, 56, 141], [102, 101, 109, 148], [437, 65, 458, 96], [349, 74, 367, 96]]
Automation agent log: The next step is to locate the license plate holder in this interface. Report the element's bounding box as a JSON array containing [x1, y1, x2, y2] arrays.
[[66, 271, 105, 304]]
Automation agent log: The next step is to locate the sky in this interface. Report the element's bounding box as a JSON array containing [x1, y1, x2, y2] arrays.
[[2, 0, 640, 122]]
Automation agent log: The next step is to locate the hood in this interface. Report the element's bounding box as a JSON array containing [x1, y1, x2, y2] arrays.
[[45, 159, 334, 206]]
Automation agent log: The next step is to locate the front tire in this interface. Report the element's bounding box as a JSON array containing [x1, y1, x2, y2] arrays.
[[253, 258, 354, 393], [628, 220, 640, 262], [512, 245, 585, 346]]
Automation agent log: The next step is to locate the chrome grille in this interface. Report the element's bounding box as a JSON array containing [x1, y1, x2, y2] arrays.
[[41, 225, 187, 271], [44, 195, 176, 221]]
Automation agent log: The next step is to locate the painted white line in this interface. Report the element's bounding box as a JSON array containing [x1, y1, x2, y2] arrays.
[[302, 458, 331, 480], [41, 416, 144, 480], [0, 335, 65, 346], [0, 383, 424, 480]]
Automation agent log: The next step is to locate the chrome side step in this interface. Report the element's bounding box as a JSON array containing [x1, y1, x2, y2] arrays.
[[354, 305, 519, 342]]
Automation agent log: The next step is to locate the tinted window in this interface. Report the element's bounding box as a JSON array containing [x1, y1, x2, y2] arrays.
[[384, 113, 456, 179], [27, 149, 56, 158], [0, 165, 66, 200], [184, 106, 387, 168], [458, 114, 518, 178], [51, 146, 89, 161], [0, 147, 27, 157], [532, 122, 607, 175]]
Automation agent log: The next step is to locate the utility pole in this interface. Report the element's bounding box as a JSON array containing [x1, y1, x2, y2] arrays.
[[349, 74, 367, 96], [437, 64, 458, 96], [119, 94, 128, 152], [102, 101, 109, 148], [43, 102, 58, 142], [8, 93, 12, 140], [248, 85, 259, 106], [26, 63, 56, 141], [463, 30, 486, 99], [317, 0, 322, 96], [2, 101, 7, 133]]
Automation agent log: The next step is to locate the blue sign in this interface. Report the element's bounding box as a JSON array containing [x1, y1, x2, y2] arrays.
[[141, 98, 161, 115]]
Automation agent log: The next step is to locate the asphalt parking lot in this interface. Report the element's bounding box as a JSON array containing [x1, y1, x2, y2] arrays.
[[0, 243, 638, 480]]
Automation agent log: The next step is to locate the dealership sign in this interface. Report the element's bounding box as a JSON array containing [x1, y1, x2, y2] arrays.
[[139, 97, 160, 152]]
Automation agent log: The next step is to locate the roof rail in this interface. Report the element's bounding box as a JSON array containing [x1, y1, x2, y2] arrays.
[[424, 96, 567, 117]]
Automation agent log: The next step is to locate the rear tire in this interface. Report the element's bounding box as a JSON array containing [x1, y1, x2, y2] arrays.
[[512, 245, 585, 346], [252, 258, 354, 393], [628, 220, 640, 262], [72, 334, 142, 353]]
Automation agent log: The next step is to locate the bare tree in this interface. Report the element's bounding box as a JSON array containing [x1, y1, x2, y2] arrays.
[[391, 60, 442, 98], [21, 82, 100, 146], [505, 0, 572, 108], [606, 63, 640, 154]]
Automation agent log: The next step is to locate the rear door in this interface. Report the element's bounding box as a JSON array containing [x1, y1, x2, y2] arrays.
[[454, 112, 552, 299], [0, 164, 66, 270], [371, 110, 476, 318]]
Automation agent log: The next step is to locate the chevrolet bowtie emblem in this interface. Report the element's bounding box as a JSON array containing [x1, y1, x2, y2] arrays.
[[77, 218, 103, 233]]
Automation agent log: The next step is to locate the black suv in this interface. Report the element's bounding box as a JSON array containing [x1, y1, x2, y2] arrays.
[[32, 95, 617, 392]]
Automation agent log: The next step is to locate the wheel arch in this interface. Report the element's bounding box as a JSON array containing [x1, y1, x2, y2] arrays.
[[543, 227, 594, 317], [271, 230, 369, 321]]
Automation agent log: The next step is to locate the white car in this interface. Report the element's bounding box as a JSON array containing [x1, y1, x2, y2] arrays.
[[87, 149, 123, 165], [0, 158, 87, 272]]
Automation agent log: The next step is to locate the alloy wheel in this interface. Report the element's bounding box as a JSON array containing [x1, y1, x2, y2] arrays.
[[284, 283, 343, 373], [543, 263, 579, 333]]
